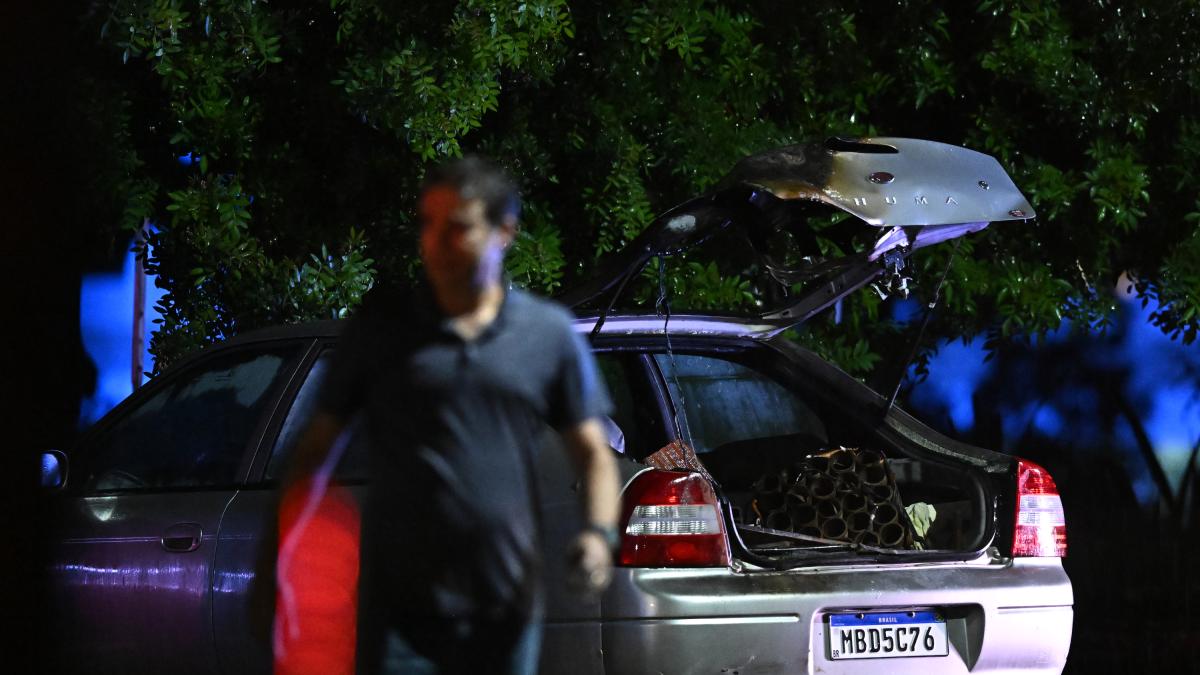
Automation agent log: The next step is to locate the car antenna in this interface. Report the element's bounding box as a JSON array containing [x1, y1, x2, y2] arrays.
[[887, 239, 961, 411]]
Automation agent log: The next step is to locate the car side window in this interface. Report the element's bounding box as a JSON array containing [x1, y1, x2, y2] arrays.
[[80, 347, 301, 492], [266, 349, 369, 481], [268, 351, 646, 479], [653, 353, 828, 454], [595, 354, 641, 456]]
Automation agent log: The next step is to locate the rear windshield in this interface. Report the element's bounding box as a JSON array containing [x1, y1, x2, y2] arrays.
[[654, 353, 829, 454]]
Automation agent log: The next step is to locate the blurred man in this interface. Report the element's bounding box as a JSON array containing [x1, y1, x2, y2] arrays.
[[281, 156, 620, 675]]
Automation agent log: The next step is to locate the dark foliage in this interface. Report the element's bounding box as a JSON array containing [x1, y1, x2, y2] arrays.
[[77, 0, 1200, 373]]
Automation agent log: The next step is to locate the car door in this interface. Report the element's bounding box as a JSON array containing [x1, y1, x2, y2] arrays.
[[212, 345, 369, 674], [45, 342, 307, 675]]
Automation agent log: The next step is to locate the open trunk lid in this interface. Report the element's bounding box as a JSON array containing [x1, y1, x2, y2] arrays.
[[561, 136, 1035, 331]]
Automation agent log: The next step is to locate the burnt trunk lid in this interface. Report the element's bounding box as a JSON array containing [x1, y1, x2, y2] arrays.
[[561, 137, 1034, 332]]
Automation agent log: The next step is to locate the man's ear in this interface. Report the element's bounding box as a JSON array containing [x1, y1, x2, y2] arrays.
[[497, 216, 517, 248]]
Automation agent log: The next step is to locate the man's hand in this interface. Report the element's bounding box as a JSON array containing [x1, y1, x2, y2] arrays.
[[567, 529, 614, 598]]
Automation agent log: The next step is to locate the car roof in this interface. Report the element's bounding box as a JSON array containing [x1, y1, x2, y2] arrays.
[[225, 312, 781, 347]]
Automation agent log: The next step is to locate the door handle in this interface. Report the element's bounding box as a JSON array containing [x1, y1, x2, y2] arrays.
[[161, 522, 203, 552]]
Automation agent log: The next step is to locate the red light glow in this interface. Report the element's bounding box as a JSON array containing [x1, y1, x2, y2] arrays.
[[275, 480, 361, 675]]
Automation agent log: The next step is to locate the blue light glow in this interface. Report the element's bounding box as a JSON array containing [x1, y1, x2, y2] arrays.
[[888, 297, 921, 325], [908, 292, 1200, 509], [906, 334, 993, 433], [79, 236, 167, 428], [1032, 404, 1065, 437]]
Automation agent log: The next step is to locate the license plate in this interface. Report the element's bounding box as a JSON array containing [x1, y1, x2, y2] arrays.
[[829, 611, 948, 660]]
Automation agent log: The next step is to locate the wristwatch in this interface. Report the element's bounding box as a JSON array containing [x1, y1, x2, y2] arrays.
[[583, 523, 620, 551]]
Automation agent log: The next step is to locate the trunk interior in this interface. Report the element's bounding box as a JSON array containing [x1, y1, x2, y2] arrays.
[[702, 445, 989, 562], [645, 343, 998, 567]]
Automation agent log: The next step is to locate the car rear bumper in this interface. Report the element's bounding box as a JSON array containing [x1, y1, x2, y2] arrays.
[[588, 556, 1072, 674]]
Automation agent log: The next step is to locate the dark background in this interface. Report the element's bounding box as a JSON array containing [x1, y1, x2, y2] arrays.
[[4, 3, 1198, 673], [2, 3, 103, 668]]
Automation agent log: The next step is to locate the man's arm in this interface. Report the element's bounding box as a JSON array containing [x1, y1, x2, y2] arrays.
[[561, 417, 622, 595]]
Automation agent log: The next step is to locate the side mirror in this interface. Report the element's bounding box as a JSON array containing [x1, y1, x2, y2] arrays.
[[41, 450, 68, 490]]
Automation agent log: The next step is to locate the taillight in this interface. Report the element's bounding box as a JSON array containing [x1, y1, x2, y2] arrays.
[[618, 469, 730, 567], [1012, 459, 1067, 557]]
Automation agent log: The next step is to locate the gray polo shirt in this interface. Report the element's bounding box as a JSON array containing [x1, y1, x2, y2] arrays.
[[319, 284, 611, 620]]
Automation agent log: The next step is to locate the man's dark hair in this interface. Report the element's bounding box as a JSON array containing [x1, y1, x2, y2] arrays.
[[421, 155, 521, 227]]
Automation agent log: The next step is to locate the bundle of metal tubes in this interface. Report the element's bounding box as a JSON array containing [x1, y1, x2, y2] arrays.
[[749, 446, 914, 548]]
